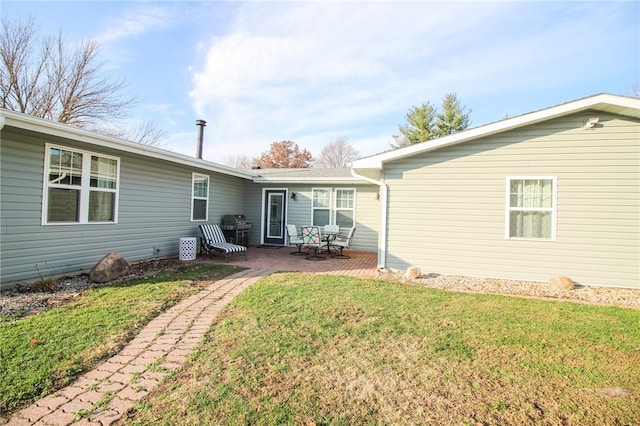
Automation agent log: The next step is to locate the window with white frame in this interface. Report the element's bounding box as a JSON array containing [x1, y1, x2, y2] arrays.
[[312, 188, 331, 226], [312, 188, 356, 228], [44, 144, 119, 224], [507, 177, 556, 240], [335, 188, 355, 228], [191, 173, 209, 221]]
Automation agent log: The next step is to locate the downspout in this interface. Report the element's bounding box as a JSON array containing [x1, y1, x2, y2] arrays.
[[350, 168, 388, 271]]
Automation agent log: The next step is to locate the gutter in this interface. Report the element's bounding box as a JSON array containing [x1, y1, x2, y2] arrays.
[[350, 168, 387, 270], [1, 109, 256, 180], [252, 176, 360, 184]]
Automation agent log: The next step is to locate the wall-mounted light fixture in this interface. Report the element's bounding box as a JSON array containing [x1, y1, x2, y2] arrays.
[[375, 192, 380, 200], [584, 117, 599, 129], [291, 192, 296, 200]]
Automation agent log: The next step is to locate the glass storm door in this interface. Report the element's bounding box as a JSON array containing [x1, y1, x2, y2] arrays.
[[263, 190, 286, 245]]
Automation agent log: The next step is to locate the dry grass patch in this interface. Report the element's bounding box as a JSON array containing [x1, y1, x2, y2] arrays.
[[123, 273, 640, 425], [0, 263, 242, 416]]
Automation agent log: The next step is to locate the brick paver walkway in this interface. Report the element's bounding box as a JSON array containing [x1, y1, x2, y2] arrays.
[[4, 249, 378, 425]]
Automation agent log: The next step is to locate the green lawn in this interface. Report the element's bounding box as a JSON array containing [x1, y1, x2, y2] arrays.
[[0, 263, 242, 414], [125, 272, 640, 426]]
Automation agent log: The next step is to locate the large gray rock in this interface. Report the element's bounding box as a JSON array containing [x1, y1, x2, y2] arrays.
[[89, 252, 129, 283]]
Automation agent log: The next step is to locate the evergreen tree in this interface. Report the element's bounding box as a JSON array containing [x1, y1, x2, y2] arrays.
[[395, 102, 436, 145], [434, 93, 471, 137], [393, 93, 471, 148]]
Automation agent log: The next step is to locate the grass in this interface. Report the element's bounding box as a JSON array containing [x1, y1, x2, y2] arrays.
[[0, 263, 242, 414], [124, 272, 640, 426]]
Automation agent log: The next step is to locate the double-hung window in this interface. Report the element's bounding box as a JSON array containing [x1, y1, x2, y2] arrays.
[[43, 144, 119, 224], [335, 189, 355, 228], [312, 188, 331, 226], [191, 173, 209, 221], [506, 177, 556, 240], [312, 188, 356, 228]]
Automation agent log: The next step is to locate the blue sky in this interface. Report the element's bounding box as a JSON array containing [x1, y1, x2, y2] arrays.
[[3, 1, 638, 164]]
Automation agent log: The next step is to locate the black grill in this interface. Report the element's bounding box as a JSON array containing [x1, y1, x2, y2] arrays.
[[220, 215, 251, 246], [221, 214, 251, 230]]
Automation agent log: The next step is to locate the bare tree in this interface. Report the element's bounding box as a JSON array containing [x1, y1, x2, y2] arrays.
[[627, 82, 640, 99], [95, 120, 168, 147], [315, 137, 360, 168], [1, 16, 166, 145], [48, 36, 131, 126], [0, 16, 50, 115], [224, 154, 254, 169], [254, 140, 313, 168]]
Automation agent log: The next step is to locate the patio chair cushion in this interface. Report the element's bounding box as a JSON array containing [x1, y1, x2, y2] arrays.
[[286, 225, 304, 245], [286, 224, 306, 256], [331, 227, 356, 259], [324, 224, 340, 234], [199, 224, 247, 261]]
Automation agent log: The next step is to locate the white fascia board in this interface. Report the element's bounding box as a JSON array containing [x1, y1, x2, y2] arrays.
[[1, 109, 257, 180], [252, 176, 363, 184], [352, 94, 640, 170]]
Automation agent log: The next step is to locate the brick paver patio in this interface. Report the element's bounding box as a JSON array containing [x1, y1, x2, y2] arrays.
[[4, 248, 378, 426]]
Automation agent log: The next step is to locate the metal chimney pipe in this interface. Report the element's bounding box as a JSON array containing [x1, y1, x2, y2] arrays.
[[195, 119, 207, 159]]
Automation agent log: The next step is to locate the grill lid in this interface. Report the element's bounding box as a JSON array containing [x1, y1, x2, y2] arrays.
[[222, 214, 248, 225]]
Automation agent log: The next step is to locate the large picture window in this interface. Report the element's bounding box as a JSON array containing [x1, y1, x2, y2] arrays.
[[506, 177, 556, 240], [43, 145, 119, 224], [191, 173, 209, 221], [312, 188, 356, 228]]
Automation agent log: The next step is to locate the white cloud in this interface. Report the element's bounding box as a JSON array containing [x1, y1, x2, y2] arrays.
[[96, 5, 173, 44], [94, 5, 179, 66], [184, 1, 638, 160]]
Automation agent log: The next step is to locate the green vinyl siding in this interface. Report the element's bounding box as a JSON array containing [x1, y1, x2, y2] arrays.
[[244, 183, 379, 252], [0, 127, 247, 285], [383, 111, 639, 289]]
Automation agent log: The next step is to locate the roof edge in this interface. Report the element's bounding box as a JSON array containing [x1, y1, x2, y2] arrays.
[[252, 176, 364, 184], [352, 93, 640, 170], [0, 109, 257, 180]]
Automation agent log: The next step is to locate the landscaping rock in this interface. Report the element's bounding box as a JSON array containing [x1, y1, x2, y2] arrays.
[[89, 252, 129, 283], [549, 275, 575, 291], [406, 266, 422, 280]]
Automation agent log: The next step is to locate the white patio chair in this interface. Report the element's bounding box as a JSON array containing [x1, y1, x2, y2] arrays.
[[286, 224, 306, 256], [323, 224, 340, 234], [301, 226, 327, 261], [331, 227, 356, 259]]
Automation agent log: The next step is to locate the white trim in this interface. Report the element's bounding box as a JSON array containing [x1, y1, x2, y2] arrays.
[[253, 176, 360, 184], [309, 187, 358, 229], [311, 187, 332, 226], [352, 94, 640, 170], [266, 192, 286, 239], [191, 173, 209, 222], [42, 143, 120, 225], [335, 188, 356, 229], [260, 187, 288, 246], [351, 169, 387, 269], [2, 108, 256, 180], [505, 176, 557, 241]]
